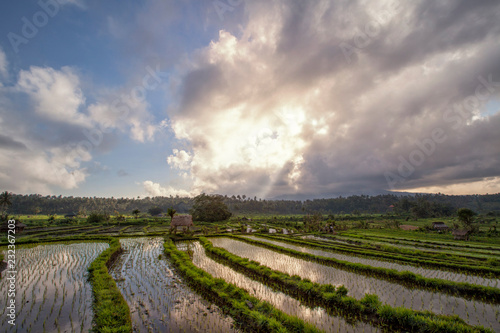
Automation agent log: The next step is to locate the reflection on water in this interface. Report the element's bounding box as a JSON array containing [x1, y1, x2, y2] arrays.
[[0, 242, 108, 332], [179, 241, 380, 333], [110, 237, 238, 333], [211, 237, 500, 332]]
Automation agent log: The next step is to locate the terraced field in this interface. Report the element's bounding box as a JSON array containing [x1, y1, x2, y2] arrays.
[[210, 237, 500, 331], [177, 240, 379, 333], [0, 242, 108, 332], [109, 237, 238, 332], [254, 235, 499, 287]]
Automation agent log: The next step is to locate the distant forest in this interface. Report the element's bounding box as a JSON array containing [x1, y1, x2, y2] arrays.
[[6, 192, 500, 217]]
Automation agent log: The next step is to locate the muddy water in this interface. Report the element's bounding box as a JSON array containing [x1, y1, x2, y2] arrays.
[[0, 242, 108, 332], [109, 237, 239, 333], [211, 237, 500, 332], [177, 240, 381, 333]]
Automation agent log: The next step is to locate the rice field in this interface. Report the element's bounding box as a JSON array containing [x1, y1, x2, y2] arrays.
[[251, 235, 500, 287], [0, 242, 108, 332], [177, 240, 380, 333], [210, 237, 500, 331], [109, 237, 238, 332]]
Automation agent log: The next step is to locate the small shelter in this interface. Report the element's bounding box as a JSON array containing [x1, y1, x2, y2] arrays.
[[64, 213, 77, 219], [0, 221, 27, 234], [171, 215, 194, 229], [432, 222, 449, 231], [452, 229, 470, 241]]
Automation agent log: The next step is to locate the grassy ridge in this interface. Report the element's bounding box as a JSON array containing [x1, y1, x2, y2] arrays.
[[314, 234, 499, 262], [200, 237, 492, 333], [164, 239, 322, 333], [87, 237, 132, 333], [342, 232, 500, 252], [229, 235, 500, 304], [261, 234, 500, 276]]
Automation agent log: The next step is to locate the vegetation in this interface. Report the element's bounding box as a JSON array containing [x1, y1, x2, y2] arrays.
[[87, 237, 132, 332], [87, 211, 111, 224], [191, 194, 232, 222], [199, 237, 492, 333], [167, 207, 176, 222], [148, 206, 163, 216], [227, 235, 500, 303], [6, 192, 500, 216], [164, 239, 321, 332]]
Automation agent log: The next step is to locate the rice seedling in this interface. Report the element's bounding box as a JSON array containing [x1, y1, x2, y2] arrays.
[[109, 237, 238, 332], [0, 242, 108, 332], [178, 240, 379, 333], [210, 237, 500, 332], [251, 235, 500, 288]]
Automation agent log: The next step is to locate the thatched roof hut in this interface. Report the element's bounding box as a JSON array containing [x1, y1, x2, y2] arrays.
[[0, 221, 27, 233], [432, 222, 449, 231], [171, 215, 194, 228]]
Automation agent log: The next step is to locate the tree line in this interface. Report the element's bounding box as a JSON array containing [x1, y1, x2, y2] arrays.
[[3, 192, 500, 216]]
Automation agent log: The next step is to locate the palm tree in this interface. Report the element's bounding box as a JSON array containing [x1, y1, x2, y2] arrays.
[[167, 207, 176, 223], [0, 191, 12, 220]]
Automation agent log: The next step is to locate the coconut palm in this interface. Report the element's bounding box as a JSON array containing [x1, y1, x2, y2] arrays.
[[0, 191, 12, 219]]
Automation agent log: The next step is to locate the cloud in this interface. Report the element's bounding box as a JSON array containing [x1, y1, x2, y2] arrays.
[[0, 60, 158, 194], [167, 149, 192, 170], [16, 66, 90, 127], [0, 48, 7, 78], [143, 180, 194, 197], [161, 0, 500, 197]]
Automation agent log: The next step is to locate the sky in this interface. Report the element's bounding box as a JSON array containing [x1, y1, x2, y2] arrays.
[[0, 0, 499, 199]]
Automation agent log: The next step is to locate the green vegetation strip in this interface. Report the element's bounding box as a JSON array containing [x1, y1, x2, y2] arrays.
[[230, 235, 500, 304], [164, 239, 321, 333], [200, 238, 492, 333], [261, 234, 500, 277], [315, 234, 499, 263], [343, 233, 500, 252], [87, 237, 132, 333]]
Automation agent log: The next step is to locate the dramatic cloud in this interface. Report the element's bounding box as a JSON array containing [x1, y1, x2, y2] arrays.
[[0, 60, 157, 194], [162, 0, 500, 197]]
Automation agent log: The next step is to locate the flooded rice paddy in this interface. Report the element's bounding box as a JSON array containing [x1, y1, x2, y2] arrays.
[[0, 242, 108, 332], [109, 237, 238, 333], [177, 241, 380, 333], [210, 237, 500, 331], [255, 235, 499, 288]]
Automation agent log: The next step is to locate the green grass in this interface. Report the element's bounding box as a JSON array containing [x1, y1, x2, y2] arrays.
[[164, 238, 321, 333], [226, 235, 500, 303], [200, 237, 493, 333]]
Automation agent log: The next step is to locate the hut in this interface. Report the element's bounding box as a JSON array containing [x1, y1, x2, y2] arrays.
[[432, 222, 449, 231], [0, 220, 27, 234], [171, 215, 194, 230], [64, 213, 77, 219], [452, 229, 470, 241]]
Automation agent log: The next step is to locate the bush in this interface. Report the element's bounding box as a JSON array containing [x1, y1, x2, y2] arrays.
[[87, 212, 110, 224]]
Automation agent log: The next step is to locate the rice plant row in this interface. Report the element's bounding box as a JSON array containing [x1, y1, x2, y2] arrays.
[[261, 234, 500, 278], [178, 240, 379, 333], [109, 237, 238, 332], [0, 242, 108, 333], [210, 237, 500, 332], [165, 239, 322, 333], [250, 235, 499, 288], [200, 237, 494, 333]]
